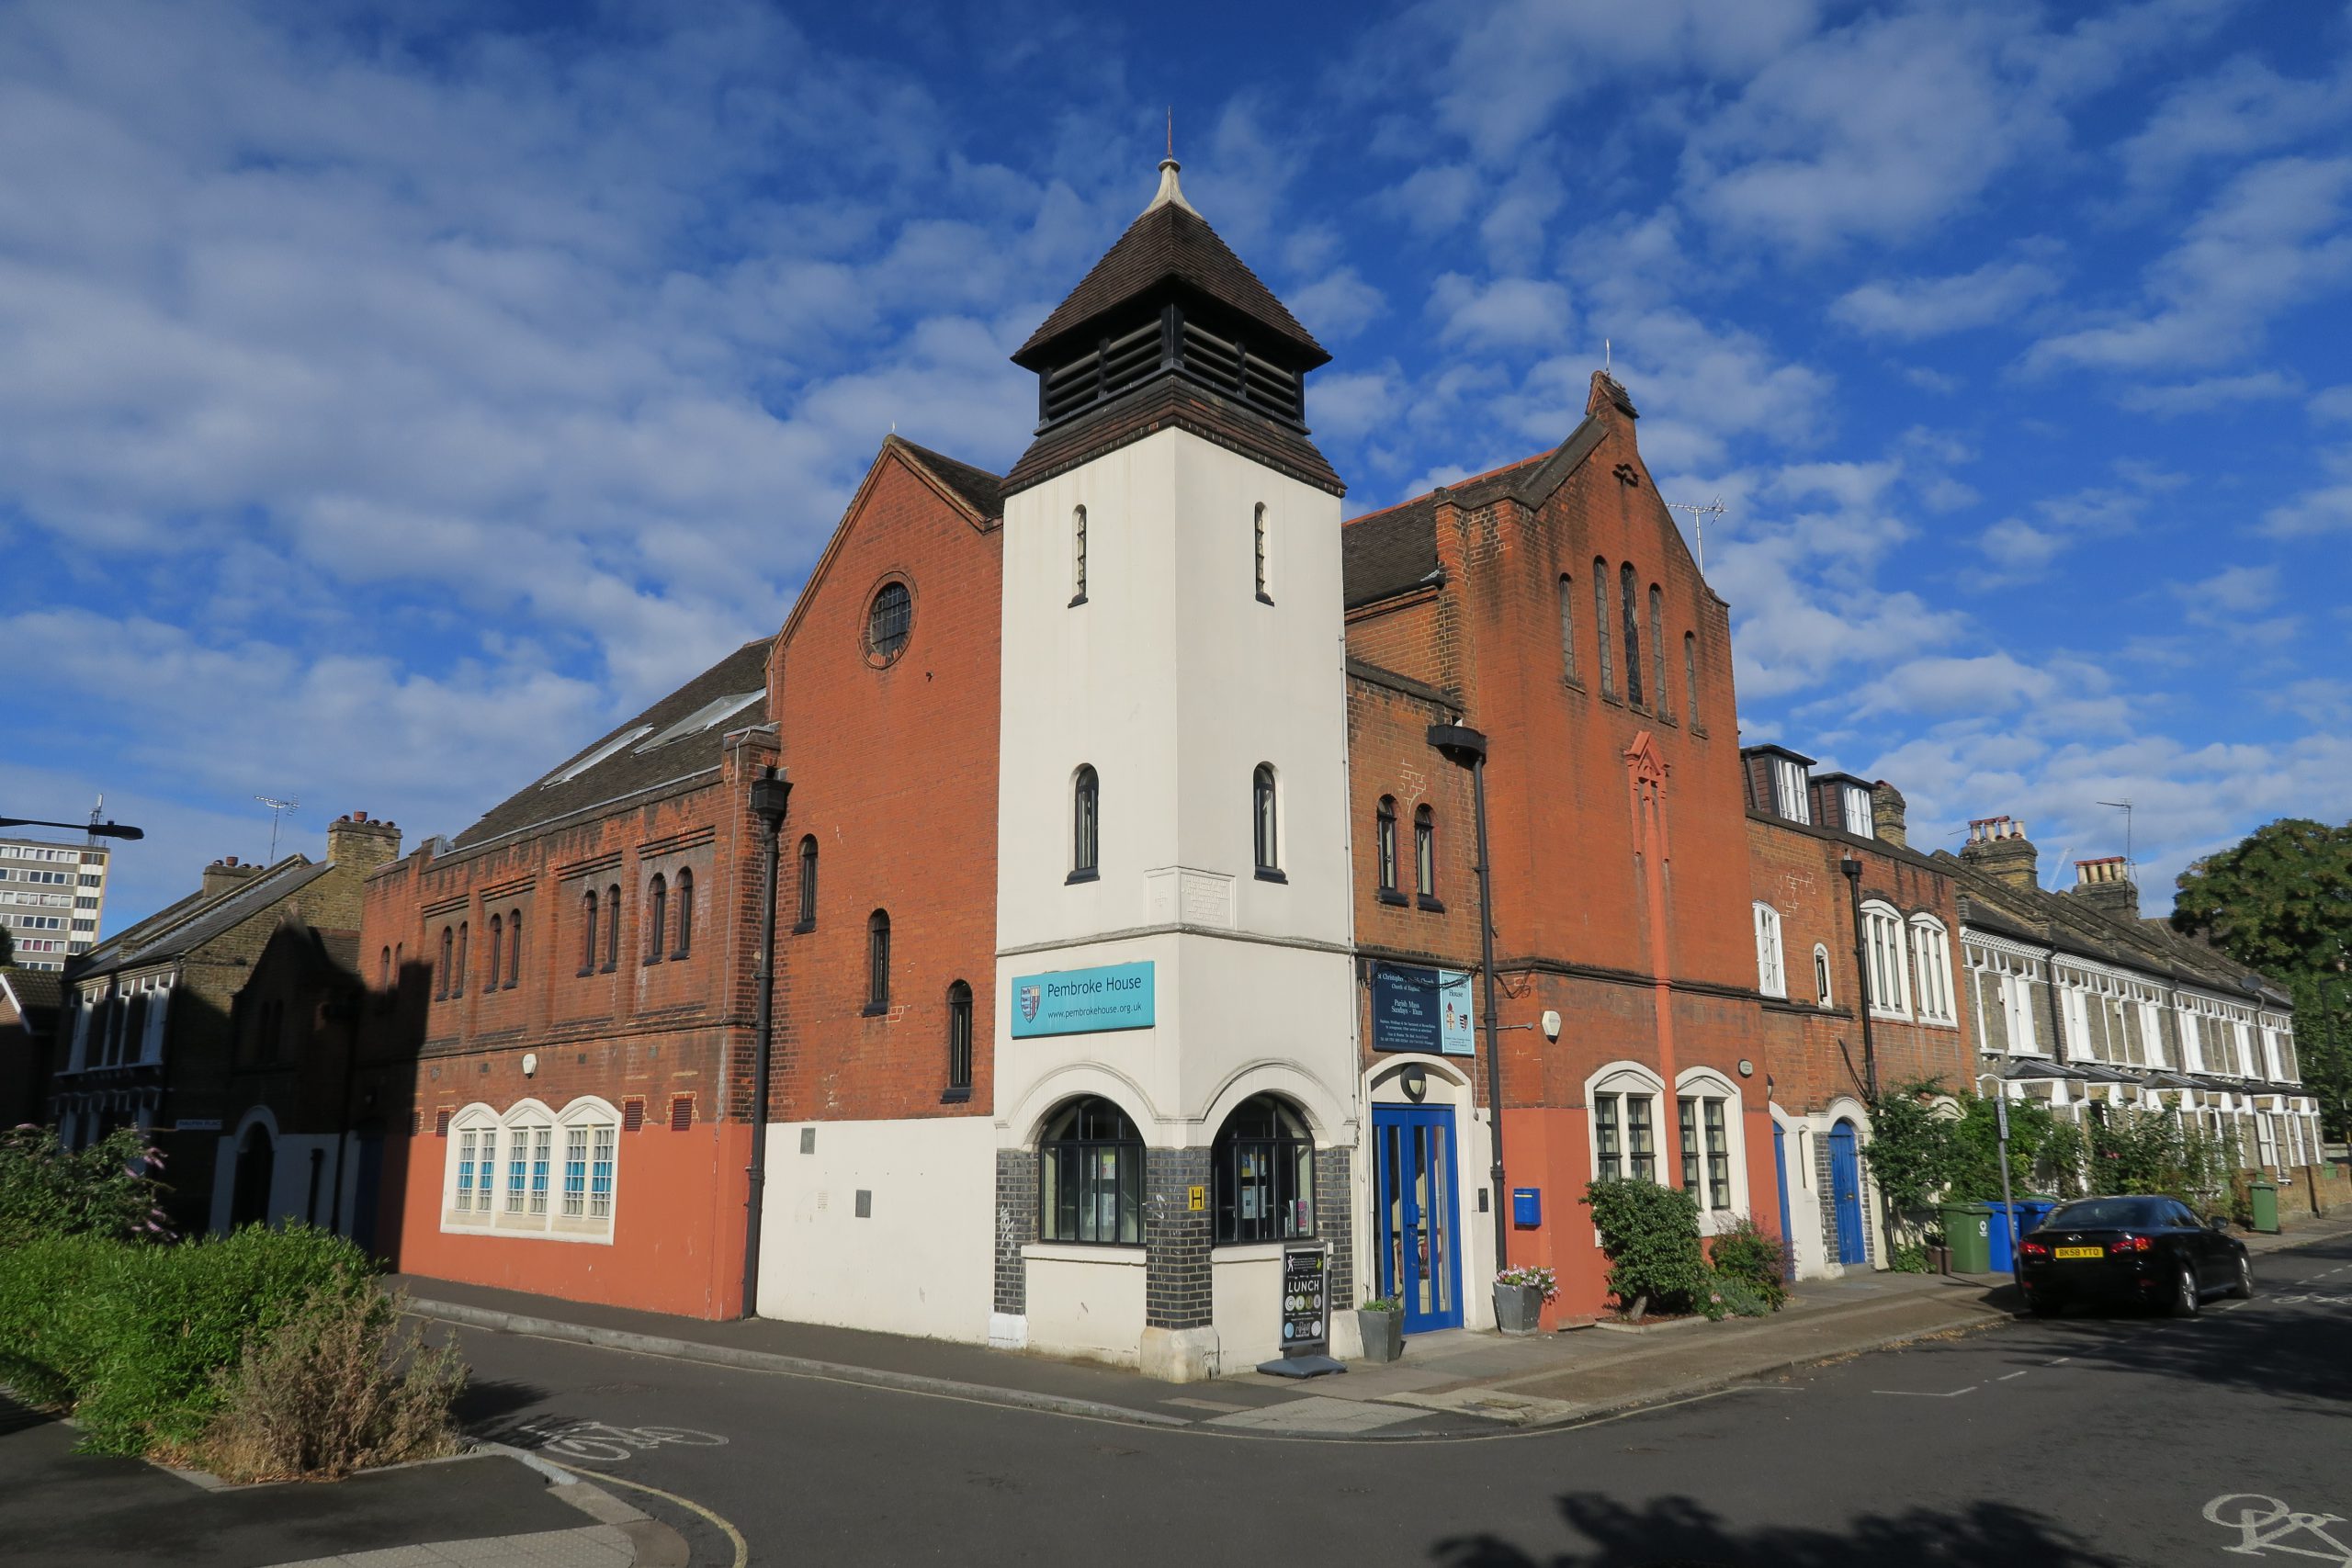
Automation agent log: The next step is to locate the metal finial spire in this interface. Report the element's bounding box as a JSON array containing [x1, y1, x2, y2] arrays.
[[1167, 105, 1172, 160]]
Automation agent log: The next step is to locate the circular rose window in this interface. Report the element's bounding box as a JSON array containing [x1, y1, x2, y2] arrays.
[[865, 580, 912, 666]]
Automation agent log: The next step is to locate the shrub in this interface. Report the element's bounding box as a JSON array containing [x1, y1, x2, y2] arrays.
[[0, 1224, 377, 1455], [1582, 1179, 1710, 1318], [1710, 1272, 1770, 1317], [0, 1125, 172, 1248], [1887, 1243, 1932, 1274], [198, 1284, 465, 1483], [1706, 1216, 1789, 1312]]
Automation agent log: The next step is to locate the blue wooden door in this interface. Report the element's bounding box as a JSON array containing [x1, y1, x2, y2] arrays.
[[1828, 1120, 1867, 1265], [1773, 1122, 1796, 1280], [1373, 1105, 1463, 1333]]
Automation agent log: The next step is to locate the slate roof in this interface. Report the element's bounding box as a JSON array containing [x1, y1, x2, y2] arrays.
[[452, 637, 775, 850], [75, 857, 335, 976], [889, 436, 1003, 520], [1936, 851, 2290, 1008], [1013, 199, 1328, 370], [1, 967, 62, 1034], [1340, 433, 1603, 608]]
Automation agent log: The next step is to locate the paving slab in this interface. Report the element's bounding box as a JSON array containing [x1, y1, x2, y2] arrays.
[[1201, 1396, 1432, 1434]]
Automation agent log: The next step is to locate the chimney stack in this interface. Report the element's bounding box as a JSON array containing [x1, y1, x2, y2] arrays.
[[1871, 782, 1908, 848], [326, 810, 402, 873], [202, 855, 266, 900], [2072, 856, 2140, 920], [1962, 816, 2039, 889]]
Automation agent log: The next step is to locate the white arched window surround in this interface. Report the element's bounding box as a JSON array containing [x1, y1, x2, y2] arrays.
[[1813, 944, 1834, 1008], [1861, 900, 1912, 1020], [1587, 1062, 1665, 1186], [1908, 914, 1957, 1025], [1752, 902, 1786, 998], [1675, 1067, 1749, 1231], [438, 1097, 618, 1244]]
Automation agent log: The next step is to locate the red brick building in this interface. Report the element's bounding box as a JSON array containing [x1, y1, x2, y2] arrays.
[[1743, 755, 1972, 1278]]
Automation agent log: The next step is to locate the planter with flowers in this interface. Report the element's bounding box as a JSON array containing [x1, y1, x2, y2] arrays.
[[1492, 1264, 1556, 1336]]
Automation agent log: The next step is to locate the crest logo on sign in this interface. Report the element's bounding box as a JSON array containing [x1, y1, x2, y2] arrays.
[[1018, 984, 1041, 1022]]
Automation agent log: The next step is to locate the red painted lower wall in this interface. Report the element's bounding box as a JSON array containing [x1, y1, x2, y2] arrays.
[[377, 1123, 752, 1320]]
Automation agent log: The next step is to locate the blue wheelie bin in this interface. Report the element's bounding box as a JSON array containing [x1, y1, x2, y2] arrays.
[[2015, 1196, 2060, 1243], [1985, 1201, 2018, 1273]]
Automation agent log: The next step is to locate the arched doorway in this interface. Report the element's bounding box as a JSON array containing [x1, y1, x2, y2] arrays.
[[1826, 1119, 1866, 1266], [231, 1122, 276, 1230]]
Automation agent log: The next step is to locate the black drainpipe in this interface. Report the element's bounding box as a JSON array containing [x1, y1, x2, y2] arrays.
[[1841, 855, 1879, 1105], [741, 772, 793, 1319], [1429, 723, 1508, 1273]]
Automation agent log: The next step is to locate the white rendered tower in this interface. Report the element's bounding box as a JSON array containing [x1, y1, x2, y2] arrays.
[[988, 158, 1360, 1379]]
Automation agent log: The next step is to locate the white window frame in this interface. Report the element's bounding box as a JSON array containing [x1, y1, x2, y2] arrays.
[[1673, 1067, 1748, 1233], [1753, 902, 1786, 998], [1907, 916, 1955, 1026], [1771, 759, 1810, 823], [1587, 1063, 1665, 1187], [1861, 902, 1910, 1020], [1841, 784, 1874, 838], [440, 1097, 619, 1244], [1814, 944, 1833, 1008]]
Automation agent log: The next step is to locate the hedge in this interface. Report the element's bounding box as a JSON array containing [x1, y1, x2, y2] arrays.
[[0, 1224, 374, 1455]]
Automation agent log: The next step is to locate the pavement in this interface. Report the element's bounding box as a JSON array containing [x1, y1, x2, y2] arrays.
[[0, 1393, 693, 1568], [432, 1223, 2352, 1565]]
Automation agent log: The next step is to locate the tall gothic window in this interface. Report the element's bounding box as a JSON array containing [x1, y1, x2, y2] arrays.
[[672, 872, 693, 959], [1593, 559, 1614, 697], [797, 836, 818, 929], [505, 908, 522, 987], [866, 910, 891, 1012], [1375, 795, 1398, 895], [946, 980, 974, 1092], [487, 915, 503, 990], [1414, 805, 1436, 899], [581, 892, 598, 974], [1253, 502, 1271, 602], [1621, 562, 1644, 708], [1649, 584, 1668, 716], [437, 925, 454, 1000], [1071, 506, 1088, 602], [1685, 632, 1700, 728], [604, 885, 621, 971], [646, 875, 667, 964], [1558, 573, 1577, 683], [453, 921, 469, 998]]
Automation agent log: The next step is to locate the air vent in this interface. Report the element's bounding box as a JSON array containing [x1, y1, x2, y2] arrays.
[[434, 1108, 452, 1138], [623, 1098, 646, 1133], [670, 1094, 695, 1132]]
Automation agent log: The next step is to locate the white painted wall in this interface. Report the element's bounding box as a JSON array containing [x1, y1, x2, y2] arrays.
[[1023, 1245, 1147, 1365], [209, 1120, 364, 1236], [1210, 1243, 1285, 1366], [757, 1115, 998, 1343]]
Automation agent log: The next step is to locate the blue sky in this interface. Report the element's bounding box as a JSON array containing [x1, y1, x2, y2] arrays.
[[4, 0, 2350, 931]]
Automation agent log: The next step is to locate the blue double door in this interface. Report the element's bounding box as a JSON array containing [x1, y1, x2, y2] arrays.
[[1373, 1104, 1464, 1333]]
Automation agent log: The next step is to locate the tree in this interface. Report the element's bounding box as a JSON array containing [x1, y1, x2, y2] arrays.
[[2173, 817, 2352, 1139]]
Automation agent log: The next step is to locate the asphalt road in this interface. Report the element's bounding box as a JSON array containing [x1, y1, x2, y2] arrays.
[[447, 1235, 2352, 1567]]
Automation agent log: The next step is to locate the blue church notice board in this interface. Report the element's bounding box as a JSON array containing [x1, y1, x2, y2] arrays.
[[1371, 964, 1476, 1055], [1011, 961, 1156, 1038]]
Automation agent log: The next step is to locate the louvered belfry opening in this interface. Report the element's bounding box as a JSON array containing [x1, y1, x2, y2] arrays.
[[1012, 160, 1329, 438]]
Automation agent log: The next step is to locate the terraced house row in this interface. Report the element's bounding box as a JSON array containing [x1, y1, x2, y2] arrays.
[[38, 156, 2325, 1374]]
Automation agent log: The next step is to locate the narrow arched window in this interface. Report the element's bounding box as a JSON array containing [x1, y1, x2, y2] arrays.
[[1414, 805, 1436, 899], [1253, 503, 1271, 602], [646, 874, 668, 964], [1252, 763, 1280, 874], [797, 836, 818, 929], [1753, 902, 1785, 998], [1685, 632, 1700, 728], [487, 915, 503, 990], [1815, 945, 1833, 1007], [1649, 584, 1668, 716], [506, 909, 522, 987], [866, 910, 891, 1011], [1071, 505, 1088, 601], [581, 892, 599, 974], [672, 872, 693, 959], [605, 885, 621, 970], [1072, 765, 1099, 878], [946, 980, 974, 1092], [1558, 573, 1577, 683], [1621, 562, 1644, 707], [379, 946, 391, 990], [1375, 795, 1398, 895], [1593, 560, 1614, 697], [453, 921, 469, 998], [436, 926, 453, 998]]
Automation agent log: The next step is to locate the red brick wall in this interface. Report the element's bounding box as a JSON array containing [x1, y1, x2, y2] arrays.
[[768, 448, 1002, 1125]]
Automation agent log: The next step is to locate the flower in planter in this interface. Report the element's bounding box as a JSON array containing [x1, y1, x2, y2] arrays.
[[1494, 1264, 1558, 1301]]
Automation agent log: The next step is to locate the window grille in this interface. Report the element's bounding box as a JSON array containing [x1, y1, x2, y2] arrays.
[[866, 911, 891, 1010], [1213, 1095, 1314, 1244], [1621, 563, 1644, 707], [947, 981, 974, 1091], [1038, 1097, 1143, 1245], [866, 581, 912, 661]]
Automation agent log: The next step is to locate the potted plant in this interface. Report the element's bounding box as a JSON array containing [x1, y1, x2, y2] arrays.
[[1493, 1264, 1556, 1336], [1356, 1294, 1404, 1363]]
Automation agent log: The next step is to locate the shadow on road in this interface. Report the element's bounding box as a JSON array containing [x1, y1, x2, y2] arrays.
[[1435, 1494, 2125, 1568], [451, 1376, 553, 1444]]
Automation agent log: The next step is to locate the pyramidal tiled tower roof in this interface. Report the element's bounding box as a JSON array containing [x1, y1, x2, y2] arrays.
[[1012, 159, 1329, 371]]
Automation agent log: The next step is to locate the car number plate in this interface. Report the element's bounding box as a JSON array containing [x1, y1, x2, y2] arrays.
[[2053, 1246, 2103, 1259]]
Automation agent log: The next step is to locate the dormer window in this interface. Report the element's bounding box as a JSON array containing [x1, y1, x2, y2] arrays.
[[1773, 758, 1810, 823], [1842, 784, 1875, 839]]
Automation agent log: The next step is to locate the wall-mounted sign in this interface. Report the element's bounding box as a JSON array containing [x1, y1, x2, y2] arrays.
[[1010, 960, 1156, 1038], [1370, 964, 1476, 1055], [175, 1119, 222, 1133]]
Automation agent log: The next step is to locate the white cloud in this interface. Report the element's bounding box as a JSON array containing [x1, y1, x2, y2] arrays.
[[1428, 273, 1575, 354], [1289, 267, 1386, 341], [2026, 155, 2352, 374], [2116, 53, 2352, 191], [2116, 368, 2304, 414], [1831, 261, 2061, 340]]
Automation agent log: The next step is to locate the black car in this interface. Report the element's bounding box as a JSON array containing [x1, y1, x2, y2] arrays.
[[2018, 1194, 2253, 1317]]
